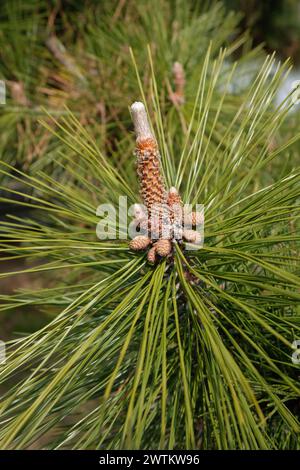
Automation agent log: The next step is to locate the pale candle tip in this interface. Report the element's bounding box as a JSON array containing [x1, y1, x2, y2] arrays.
[[130, 101, 154, 141]]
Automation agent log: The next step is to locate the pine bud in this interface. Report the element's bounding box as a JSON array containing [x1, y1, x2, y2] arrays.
[[169, 61, 185, 106], [147, 246, 157, 264], [129, 236, 151, 251], [167, 186, 182, 206], [130, 102, 167, 217], [167, 186, 183, 224], [155, 239, 172, 257], [8, 81, 29, 106]]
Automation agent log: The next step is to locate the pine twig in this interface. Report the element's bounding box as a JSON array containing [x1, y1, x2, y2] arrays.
[[129, 102, 203, 263]]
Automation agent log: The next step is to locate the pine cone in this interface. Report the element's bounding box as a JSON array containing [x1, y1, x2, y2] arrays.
[[129, 236, 151, 251], [155, 239, 172, 257], [147, 246, 157, 264]]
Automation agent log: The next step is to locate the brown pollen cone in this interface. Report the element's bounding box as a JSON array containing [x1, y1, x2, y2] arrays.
[[131, 102, 167, 238], [167, 187, 183, 225], [136, 138, 166, 213]]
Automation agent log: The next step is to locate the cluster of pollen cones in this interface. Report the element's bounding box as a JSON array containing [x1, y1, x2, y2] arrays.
[[129, 102, 203, 264]]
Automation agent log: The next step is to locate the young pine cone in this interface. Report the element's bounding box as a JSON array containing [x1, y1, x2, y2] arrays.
[[155, 239, 172, 257], [147, 246, 157, 264], [129, 235, 151, 251]]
